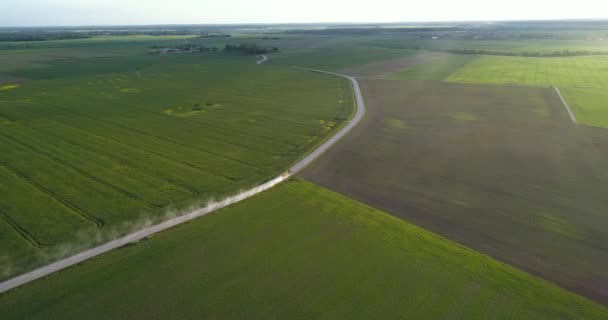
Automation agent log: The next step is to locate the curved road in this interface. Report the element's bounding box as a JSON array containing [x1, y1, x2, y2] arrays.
[[256, 54, 268, 64], [289, 68, 366, 174], [0, 67, 365, 293]]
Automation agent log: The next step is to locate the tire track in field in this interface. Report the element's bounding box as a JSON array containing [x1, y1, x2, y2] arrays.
[[0, 112, 16, 123], [69, 146, 200, 198], [9, 122, 200, 198], [206, 106, 321, 130], [287, 68, 366, 175], [0, 64, 366, 295], [8, 96, 265, 169], [13, 105, 256, 182], [26, 97, 288, 159], [63, 108, 271, 166], [0, 175, 289, 294], [0, 133, 163, 209], [0, 161, 103, 228], [73, 83, 303, 149], [116, 72, 325, 133], [99, 79, 322, 134], [334, 79, 355, 120], [118, 100, 301, 149], [0, 208, 46, 248], [149, 80, 328, 130]]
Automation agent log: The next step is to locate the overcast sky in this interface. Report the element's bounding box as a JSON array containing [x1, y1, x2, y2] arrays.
[[2, 0, 607, 27]]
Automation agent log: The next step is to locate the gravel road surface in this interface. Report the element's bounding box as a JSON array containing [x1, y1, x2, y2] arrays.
[[0, 65, 365, 294]]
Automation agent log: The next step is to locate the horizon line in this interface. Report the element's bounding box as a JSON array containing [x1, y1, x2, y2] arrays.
[[2, 18, 608, 29]]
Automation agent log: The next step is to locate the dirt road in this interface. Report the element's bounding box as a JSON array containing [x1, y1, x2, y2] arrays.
[[256, 54, 268, 64], [0, 65, 365, 294], [555, 87, 577, 123], [289, 68, 366, 174]]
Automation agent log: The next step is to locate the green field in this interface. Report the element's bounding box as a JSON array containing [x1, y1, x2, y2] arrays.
[[560, 87, 608, 128], [0, 34, 415, 74], [386, 52, 476, 80], [446, 55, 608, 88], [260, 36, 415, 71], [1, 180, 606, 319], [367, 38, 608, 54], [443, 55, 608, 127], [303, 79, 608, 304], [0, 35, 199, 53], [329, 51, 475, 80], [2, 24, 608, 316], [0, 52, 354, 278]]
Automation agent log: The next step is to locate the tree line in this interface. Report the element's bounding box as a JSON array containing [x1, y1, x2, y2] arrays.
[[433, 48, 608, 58], [0, 32, 91, 42], [0, 31, 232, 42], [150, 43, 280, 55], [223, 43, 279, 55]]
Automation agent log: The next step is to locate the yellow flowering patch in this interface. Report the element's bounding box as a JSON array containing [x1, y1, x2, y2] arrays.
[[120, 88, 141, 93], [384, 118, 408, 129], [0, 84, 19, 91]]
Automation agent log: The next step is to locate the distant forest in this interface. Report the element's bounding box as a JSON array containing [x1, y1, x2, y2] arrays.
[[0, 32, 91, 42], [224, 43, 279, 55], [0, 30, 231, 42]]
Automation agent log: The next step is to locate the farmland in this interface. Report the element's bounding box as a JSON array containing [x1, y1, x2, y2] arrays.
[[267, 37, 416, 71], [446, 55, 608, 88], [561, 87, 608, 128], [303, 79, 608, 304], [368, 38, 608, 55], [2, 21, 608, 316], [441, 55, 608, 127], [0, 51, 354, 278], [386, 52, 476, 80], [1, 180, 607, 319]]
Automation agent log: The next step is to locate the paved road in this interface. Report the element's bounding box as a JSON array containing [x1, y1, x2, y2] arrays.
[[554, 87, 577, 124], [0, 66, 365, 294]]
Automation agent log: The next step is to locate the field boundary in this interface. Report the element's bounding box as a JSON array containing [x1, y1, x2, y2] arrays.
[[117, 102, 300, 149], [23, 100, 273, 165], [14, 105, 247, 182], [13, 125, 201, 198], [0, 87, 270, 169], [554, 87, 578, 124], [208, 106, 319, 129], [0, 208, 45, 248], [1, 133, 162, 209], [287, 67, 366, 174], [0, 64, 366, 294], [0, 160, 103, 228], [0, 175, 288, 295], [274, 76, 357, 175]]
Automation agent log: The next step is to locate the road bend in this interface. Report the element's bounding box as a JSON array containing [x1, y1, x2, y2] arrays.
[[256, 54, 268, 64], [0, 65, 365, 294]]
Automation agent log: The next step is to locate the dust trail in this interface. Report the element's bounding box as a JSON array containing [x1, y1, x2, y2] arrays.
[[0, 65, 366, 294], [0, 175, 288, 294]]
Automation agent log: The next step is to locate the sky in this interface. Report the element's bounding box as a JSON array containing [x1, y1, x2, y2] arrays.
[[1, 0, 607, 27]]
